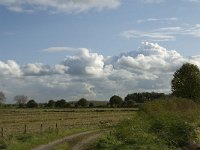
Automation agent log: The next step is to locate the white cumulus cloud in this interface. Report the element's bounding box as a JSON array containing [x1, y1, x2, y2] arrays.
[[22, 63, 68, 76], [0, 60, 22, 77], [0, 42, 200, 102], [62, 48, 112, 77]]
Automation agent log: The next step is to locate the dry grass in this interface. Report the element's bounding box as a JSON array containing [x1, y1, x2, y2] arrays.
[[0, 108, 136, 137]]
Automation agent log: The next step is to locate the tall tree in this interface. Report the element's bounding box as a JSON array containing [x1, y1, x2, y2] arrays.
[[14, 95, 28, 107], [109, 95, 123, 107], [77, 98, 88, 108], [47, 100, 55, 108], [171, 63, 200, 101], [55, 99, 66, 108], [0, 91, 6, 104], [26, 99, 38, 108]]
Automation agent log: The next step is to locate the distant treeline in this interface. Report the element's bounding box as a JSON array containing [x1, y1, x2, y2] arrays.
[[110, 92, 167, 108], [0, 92, 170, 109]]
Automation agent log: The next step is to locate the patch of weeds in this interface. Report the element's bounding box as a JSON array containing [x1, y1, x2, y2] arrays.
[[149, 116, 197, 147], [91, 135, 122, 149], [91, 98, 200, 150], [16, 134, 33, 142], [0, 138, 7, 149]]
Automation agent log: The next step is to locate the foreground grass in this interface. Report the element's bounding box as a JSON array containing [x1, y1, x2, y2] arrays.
[[91, 98, 200, 150], [0, 128, 88, 150]]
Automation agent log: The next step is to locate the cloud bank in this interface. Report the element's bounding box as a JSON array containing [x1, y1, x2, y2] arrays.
[[1, 42, 200, 102]]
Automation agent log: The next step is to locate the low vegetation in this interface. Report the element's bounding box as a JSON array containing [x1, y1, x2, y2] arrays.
[[91, 98, 200, 150]]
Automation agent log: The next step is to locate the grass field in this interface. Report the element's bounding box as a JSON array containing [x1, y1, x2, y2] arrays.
[[0, 108, 136, 149]]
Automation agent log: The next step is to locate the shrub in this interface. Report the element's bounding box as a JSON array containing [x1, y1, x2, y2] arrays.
[[150, 116, 196, 147], [92, 98, 199, 150], [93, 135, 121, 149], [0, 139, 7, 149]]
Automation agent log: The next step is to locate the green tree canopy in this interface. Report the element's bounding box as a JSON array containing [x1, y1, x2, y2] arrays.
[[26, 99, 38, 108], [89, 102, 95, 108], [55, 99, 67, 108], [124, 92, 165, 103], [77, 98, 88, 108], [109, 95, 123, 107], [171, 63, 200, 101], [47, 100, 55, 108]]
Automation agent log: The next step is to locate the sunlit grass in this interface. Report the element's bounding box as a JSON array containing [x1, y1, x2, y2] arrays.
[[91, 98, 200, 150]]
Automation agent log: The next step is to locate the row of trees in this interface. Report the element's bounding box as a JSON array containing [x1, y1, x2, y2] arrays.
[[0, 92, 166, 108], [0, 96, 95, 108], [46, 98, 90, 108], [109, 92, 165, 108]]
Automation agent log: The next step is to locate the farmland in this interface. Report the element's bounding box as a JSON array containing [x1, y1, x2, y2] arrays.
[[0, 108, 136, 149]]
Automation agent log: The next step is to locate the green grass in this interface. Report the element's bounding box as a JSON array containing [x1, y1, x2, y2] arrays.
[[1, 128, 87, 150], [91, 98, 200, 150]]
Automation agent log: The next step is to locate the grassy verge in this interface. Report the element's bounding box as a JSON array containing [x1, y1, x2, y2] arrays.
[[0, 128, 88, 150], [91, 98, 200, 150]]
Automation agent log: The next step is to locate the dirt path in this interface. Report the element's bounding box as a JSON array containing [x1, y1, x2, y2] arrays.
[[71, 132, 102, 150], [32, 130, 97, 150]]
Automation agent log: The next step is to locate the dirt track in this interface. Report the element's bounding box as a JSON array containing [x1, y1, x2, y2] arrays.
[[32, 130, 102, 150], [71, 132, 102, 150], [32, 131, 96, 150]]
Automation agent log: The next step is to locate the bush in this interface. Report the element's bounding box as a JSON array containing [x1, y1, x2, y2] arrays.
[[143, 98, 197, 147], [93, 135, 122, 149], [93, 114, 172, 150], [141, 97, 200, 122], [150, 116, 196, 147], [92, 98, 199, 150], [0, 139, 7, 149]]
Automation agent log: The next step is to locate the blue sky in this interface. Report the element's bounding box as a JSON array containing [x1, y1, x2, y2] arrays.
[[0, 0, 200, 102]]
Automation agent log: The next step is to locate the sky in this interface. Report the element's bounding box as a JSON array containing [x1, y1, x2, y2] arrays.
[[0, 0, 200, 103]]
